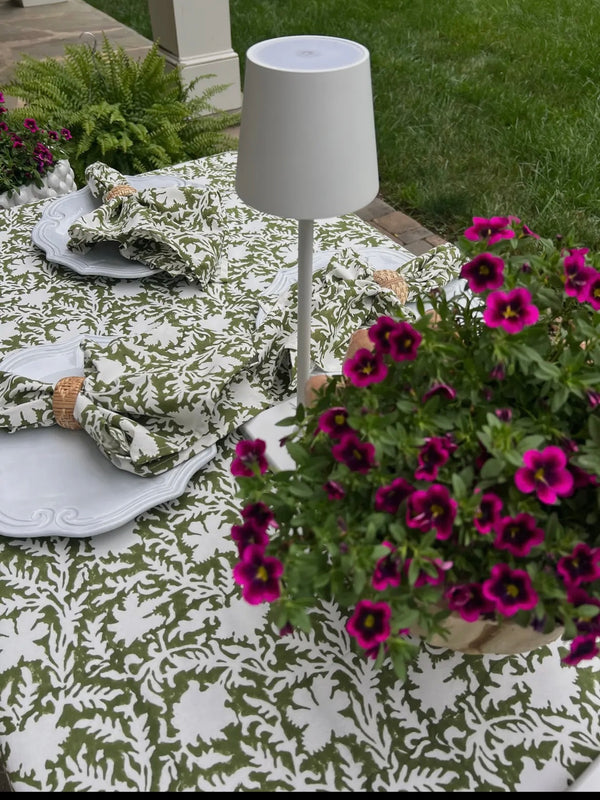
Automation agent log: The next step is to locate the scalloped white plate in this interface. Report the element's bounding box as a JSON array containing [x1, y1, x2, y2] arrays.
[[31, 174, 207, 279], [0, 336, 217, 538]]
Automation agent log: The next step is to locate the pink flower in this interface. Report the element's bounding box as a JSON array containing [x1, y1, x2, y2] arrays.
[[482, 564, 538, 616], [464, 216, 517, 244], [483, 287, 539, 333], [343, 348, 387, 386], [514, 446, 574, 505], [460, 252, 505, 292], [346, 599, 391, 648], [230, 438, 268, 478], [232, 544, 283, 605]]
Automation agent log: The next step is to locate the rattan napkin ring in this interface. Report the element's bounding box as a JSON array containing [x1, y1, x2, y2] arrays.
[[105, 184, 138, 202], [53, 376, 85, 430], [373, 269, 409, 304]]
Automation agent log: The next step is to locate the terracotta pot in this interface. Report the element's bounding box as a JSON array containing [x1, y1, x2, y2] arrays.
[[413, 612, 564, 655], [0, 159, 76, 209]]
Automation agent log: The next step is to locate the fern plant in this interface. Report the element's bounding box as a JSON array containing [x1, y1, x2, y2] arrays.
[[2, 35, 240, 185]]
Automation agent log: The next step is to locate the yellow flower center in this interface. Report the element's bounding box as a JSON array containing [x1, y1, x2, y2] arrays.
[[256, 565, 268, 582], [503, 304, 518, 319], [364, 613, 375, 628]]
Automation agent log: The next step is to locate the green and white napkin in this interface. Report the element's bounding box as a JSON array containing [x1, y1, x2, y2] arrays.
[[67, 162, 227, 286]]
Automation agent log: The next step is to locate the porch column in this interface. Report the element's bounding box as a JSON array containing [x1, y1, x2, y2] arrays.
[[147, 0, 242, 112]]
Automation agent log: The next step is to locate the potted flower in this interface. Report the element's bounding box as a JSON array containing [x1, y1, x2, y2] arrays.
[[0, 92, 75, 207], [230, 216, 600, 679]]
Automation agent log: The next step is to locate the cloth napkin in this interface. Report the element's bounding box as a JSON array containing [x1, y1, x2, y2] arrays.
[[66, 162, 227, 286], [0, 249, 408, 476]]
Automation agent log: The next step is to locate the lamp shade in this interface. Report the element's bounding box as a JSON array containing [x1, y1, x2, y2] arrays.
[[235, 35, 379, 220]]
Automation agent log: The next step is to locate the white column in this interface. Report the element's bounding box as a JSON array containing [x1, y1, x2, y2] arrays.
[[147, 0, 242, 112]]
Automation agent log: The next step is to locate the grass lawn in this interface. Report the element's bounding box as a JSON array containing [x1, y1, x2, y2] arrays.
[[84, 0, 600, 248]]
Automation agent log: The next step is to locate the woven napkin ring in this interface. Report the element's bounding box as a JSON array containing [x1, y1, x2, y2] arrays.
[[373, 269, 409, 304], [52, 376, 85, 430], [105, 184, 138, 202]]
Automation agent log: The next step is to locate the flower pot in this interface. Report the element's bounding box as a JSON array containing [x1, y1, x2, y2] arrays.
[[0, 159, 76, 209], [414, 612, 564, 655]]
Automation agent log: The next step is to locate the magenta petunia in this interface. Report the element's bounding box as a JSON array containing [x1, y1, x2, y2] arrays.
[[473, 491, 503, 534], [563, 250, 595, 301], [372, 541, 402, 590], [583, 271, 600, 310], [464, 216, 516, 245], [331, 431, 376, 473], [374, 476, 414, 513], [230, 520, 270, 556], [387, 321, 422, 362], [482, 563, 538, 616], [514, 446, 574, 504], [460, 252, 505, 292], [557, 543, 600, 586], [368, 315, 401, 354], [493, 513, 545, 556], [562, 634, 600, 665], [324, 480, 346, 500], [422, 383, 456, 402], [342, 348, 388, 387], [241, 501, 276, 531], [23, 117, 39, 133], [414, 437, 451, 481], [483, 287, 539, 333], [230, 438, 269, 477], [406, 483, 457, 540], [317, 406, 352, 438], [445, 582, 495, 621], [232, 544, 283, 605], [489, 363, 506, 381], [346, 599, 391, 648]]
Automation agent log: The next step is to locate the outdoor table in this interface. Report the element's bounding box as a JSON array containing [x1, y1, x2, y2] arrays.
[[0, 152, 598, 792]]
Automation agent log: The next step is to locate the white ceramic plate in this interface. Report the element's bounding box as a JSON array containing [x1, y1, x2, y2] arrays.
[[255, 245, 416, 326], [0, 336, 217, 538], [31, 174, 206, 279]]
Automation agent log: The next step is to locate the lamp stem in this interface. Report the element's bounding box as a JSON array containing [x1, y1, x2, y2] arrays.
[[296, 218, 314, 406]]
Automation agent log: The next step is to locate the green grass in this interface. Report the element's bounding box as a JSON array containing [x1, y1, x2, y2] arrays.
[[84, 0, 600, 247]]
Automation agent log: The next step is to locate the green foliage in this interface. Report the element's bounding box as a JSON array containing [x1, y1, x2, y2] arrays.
[[3, 35, 239, 185]]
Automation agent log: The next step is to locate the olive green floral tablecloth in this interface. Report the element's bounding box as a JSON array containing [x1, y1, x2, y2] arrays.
[[0, 152, 598, 792]]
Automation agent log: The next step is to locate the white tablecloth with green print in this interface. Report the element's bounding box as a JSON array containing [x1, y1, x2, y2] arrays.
[[0, 152, 598, 793]]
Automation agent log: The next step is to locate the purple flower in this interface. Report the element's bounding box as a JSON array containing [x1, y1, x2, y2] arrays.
[[232, 544, 283, 604], [563, 251, 595, 301], [342, 348, 387, 386], [460, 252, 505, 292], [494, 408, 512, 422], [586, 390, 600, 408], [317, 406, 352, 438], [473, 491, 503, 534], [241, 501, 276, 531], [406, 484, 457, 540], [522, 224, 539, 238], [60, 128, 72, 140], [230, 438, 268, 477], [372, 541, 402, 590], [483, 287, 539, 333], [414, 437, 451, 481], [583, 271, 600, 310], [346, 599, 391, 648], [374, 476, 414, 513], [562, 634, 600, 665], [387, 321, 422, 362], [567, 586, 600, 636], [489, 363, 506, 381], [445, 583, 495, 621], [464, 216, 517, 244], [482, 563, 538, 616], [331, 432, 376, 473], [514, 446, 574, 504], [324, 480, 346, 500], [422, 383, 456, 402], [494, 513, 545, 556], [557, 543, 600, 586], [230, 520, 270, 556], [368, 315, 400, 354], [23, 118, 39, 133]]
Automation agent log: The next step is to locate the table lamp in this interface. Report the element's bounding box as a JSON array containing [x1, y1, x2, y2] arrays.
[[235, 34, 379, 406]]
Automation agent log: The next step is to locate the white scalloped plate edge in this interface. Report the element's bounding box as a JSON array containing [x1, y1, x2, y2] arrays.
[[0, 335, 216, 538]]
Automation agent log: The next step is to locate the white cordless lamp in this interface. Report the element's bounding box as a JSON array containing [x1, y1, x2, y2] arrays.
[[235, 34, 379, 406]]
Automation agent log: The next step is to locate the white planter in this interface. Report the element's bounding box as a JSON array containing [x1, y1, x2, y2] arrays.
[[0, 159, 77, 209]]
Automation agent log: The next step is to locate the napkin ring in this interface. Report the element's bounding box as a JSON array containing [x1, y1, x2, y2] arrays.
[[373, 269, 409, 304], [53, 376, 85, 430], [105, 184, 138, 202]]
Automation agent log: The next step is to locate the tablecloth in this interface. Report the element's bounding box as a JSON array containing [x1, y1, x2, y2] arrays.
[[0, 151, 598, 792]]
